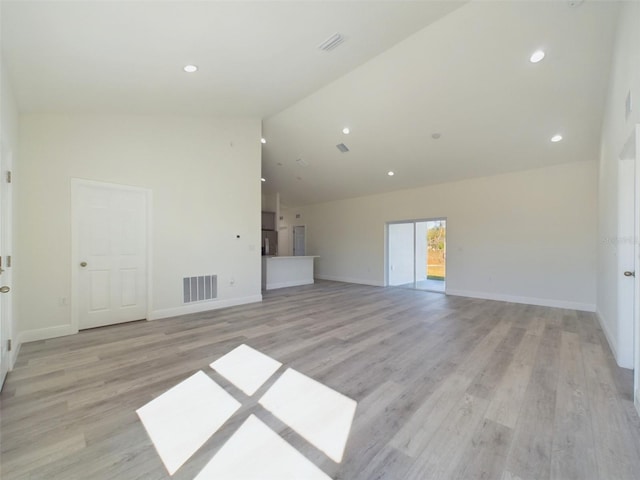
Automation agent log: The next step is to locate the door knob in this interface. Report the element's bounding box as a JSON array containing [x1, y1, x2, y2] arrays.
[[0, 286, 10, 293], [80, 262, 88, 267], [624, 271, 635, 277]]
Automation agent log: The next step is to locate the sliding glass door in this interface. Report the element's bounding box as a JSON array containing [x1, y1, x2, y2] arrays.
[[387, 218, 446, 293]]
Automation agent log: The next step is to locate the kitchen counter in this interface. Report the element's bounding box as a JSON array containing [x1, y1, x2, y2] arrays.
[[261, 256, 319, 290]]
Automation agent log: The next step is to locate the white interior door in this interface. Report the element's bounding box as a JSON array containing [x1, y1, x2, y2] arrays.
[[633, 124, 640, 414], [73, 180, 147, 330], [293, 226, 306, 256], [0, 142, 13, 389]]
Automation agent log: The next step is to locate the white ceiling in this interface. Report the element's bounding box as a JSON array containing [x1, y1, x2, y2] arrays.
[[1, 0, 464, 116], [263, 0, 621, 205], [2, 1, 621, 207]]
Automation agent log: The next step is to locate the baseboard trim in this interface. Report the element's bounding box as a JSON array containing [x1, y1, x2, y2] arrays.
[[266, 280, 314, 290], [10, 296, 264, 356], [10, 340, 21, 369], [315, 274, 384, 287], [596, 309, 618, 358], [17, 324, 77, 345], [149, 294, 263, 321], [595, 309, 633, 369], [446, 289, 596, 312]]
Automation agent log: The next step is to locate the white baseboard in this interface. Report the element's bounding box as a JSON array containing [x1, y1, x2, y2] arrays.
[[266, 280, 314, 290], [445, 289, 596, 312], [16, 324, 77, 346], [149, 294, 263, 321], [9, 297, 263, 361], [11, 324, 77, 369], [10, 340, 21, 369], [596, 309, 618, 359], [315, 274, 384, 287], [595, 309, 633, 369]]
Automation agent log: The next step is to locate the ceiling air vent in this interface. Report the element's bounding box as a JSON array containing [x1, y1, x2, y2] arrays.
[[318, 33, 345, 52], [336, 143, 350, 153]]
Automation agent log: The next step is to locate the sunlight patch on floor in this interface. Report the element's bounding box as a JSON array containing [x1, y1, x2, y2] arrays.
[[137, 346, 357, 478], [210, 344, 282, 396], [136, 371, 241, 475], [259, 368, 357, 463], [194, 415, 331, 480]]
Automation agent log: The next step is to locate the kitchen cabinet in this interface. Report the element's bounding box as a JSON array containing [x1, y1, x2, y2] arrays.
[[261, 211, 276, 231]]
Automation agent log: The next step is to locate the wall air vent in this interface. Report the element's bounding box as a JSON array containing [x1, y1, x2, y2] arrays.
[[318, 33, 345, 52], [183, 275, 217, 303], [336, 143, 350, 153]]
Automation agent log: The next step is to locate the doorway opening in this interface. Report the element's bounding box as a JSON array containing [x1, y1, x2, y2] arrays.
[[387, 218, 446, 293], [293, 225, 306, 256]]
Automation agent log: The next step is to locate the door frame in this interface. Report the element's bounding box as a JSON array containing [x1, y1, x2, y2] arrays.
[[70, 178, 153, 333], [632, 124, 640, 415], [0, 142, 14, 387], [385, 217, 447, 292]]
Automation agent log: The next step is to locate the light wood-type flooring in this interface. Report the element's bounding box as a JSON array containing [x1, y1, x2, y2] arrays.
[[2, 281, 640, 479]]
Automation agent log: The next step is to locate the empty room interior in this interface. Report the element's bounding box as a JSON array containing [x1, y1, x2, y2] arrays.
[[2, 0, 640, 479]]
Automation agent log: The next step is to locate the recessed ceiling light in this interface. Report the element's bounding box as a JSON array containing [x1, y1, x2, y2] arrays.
[[342, 127, 350, 135], [261, 178, 266, 182], [387, 171, 395, 176], [551, 134, 563, 142], [183, 64, 198, 73], [261, 138, 267, 144], [529, 50, 545, 63]]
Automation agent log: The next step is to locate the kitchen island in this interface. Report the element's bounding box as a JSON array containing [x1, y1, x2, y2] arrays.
[[261, 256, 319, 290]]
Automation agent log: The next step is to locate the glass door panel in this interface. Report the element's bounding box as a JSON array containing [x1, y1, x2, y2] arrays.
[[388, 219, 446, 293]]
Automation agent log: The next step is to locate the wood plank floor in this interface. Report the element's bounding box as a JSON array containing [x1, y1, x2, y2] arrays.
[[2, 281, 640, 479]]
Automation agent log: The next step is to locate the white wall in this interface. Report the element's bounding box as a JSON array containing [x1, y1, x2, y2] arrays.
[[1, 64, 18, 147], [597, 1, 640, 369], [16, 114, 262, 342], [295, 161, 597, 311], [1, 58, 19, 366]]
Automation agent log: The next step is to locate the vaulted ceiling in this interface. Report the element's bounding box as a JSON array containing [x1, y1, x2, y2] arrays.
[[2, 1, 620, 206], [1, 0, 464, 116], [262, 1, 620, 205]]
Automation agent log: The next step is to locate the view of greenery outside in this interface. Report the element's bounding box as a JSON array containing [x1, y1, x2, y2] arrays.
[[426, 222, 446, 280]]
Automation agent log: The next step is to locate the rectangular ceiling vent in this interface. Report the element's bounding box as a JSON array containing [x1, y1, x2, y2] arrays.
[[336, 143, 350, 153], [183, 274, 217, 303], [318, 33, 345, 52]]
